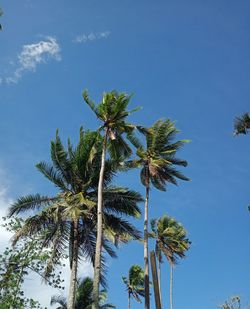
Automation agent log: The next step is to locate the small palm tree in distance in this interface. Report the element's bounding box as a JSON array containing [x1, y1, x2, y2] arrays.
[[150, 215, 191, 309], [122, 265, 145, 309], [234, 113, 250, 135]]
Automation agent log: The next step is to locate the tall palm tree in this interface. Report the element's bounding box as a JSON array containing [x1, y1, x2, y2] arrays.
[[127, 119, 189, 309], [234, 113, 250, 135], [51, 277, 115, 309], [122, 265, 145, 309], [83, 90, 141, 308], [8, 129, 143, 309], [150, 215, 191, 309]]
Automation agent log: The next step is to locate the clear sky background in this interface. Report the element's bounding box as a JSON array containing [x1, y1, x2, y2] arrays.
[[0, 1, 250, 308]]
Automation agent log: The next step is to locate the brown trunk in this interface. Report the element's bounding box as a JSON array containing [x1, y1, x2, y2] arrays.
[[144, 169, 150, 309], [68, 219, 79, 309], [92, 129, 108, 309], [150, 251, 162, 309]]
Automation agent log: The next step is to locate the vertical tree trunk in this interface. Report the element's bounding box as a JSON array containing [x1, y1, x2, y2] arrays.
[[92, 130, 108, 309], [128, 292, 131, 309], [144, 169, 150, 309], [170, 266, 173, 309], [157, 256, 162, 304], [68, 219, 79, 309], [150, 251, 161, 309]]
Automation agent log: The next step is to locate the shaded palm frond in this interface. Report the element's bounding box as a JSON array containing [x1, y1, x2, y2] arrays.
[[8, 194, 59, 217]]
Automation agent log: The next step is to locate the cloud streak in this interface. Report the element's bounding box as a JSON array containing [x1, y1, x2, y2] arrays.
[[4, 36, 61, 84], [73, 31, 110, 43]]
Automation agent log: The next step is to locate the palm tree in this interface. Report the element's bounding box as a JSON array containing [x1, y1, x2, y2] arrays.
[[234, 113, 250, 135], [220, 296, 241, 309], [51, 277, 115, 309], [150, 215, 191, 309], [83, 90, 141, 308], [8, 129, 143, 309], [127, 119, 189, 309], [122, 265, 145, 309]]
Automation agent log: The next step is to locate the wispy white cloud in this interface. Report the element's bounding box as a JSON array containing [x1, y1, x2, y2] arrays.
[[3, 36, 61, 84], [73, 31, 110, 43]]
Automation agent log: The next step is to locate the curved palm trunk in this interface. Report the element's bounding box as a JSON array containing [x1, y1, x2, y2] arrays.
[[92, 130, 108, 309], [170, 266, 173, 309], [144, 172, 150, 309], [68, 219, 79, 309]]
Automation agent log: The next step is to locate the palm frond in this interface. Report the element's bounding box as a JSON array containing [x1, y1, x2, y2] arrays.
[[103, 187, 143, 218], [50, 130, 71, 183], [8, 194, 58, 216], [50, 294, 67, 308], [103, 214, 142, 243], [36, 161, 68, 191], [83, 89, 101, 118]]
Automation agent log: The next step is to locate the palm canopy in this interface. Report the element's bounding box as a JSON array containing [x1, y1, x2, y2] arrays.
[[128, 119, 190, 190], [83, 90, 143, 159], [122, 265, 145, 304], [234, 113, 250, 135], [150, 215, 191, 266], [51, 277, 115, 309], [8, 129, 143, 284]]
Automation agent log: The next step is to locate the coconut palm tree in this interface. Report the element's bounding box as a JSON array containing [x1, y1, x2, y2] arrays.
[[51, 277, 115, 309], [8, 129, 143, 309], [220, 296, 241, 309], [150, 215, 191, 309], [127, 119, 189, 309], [234, 113, 250, 135], [122, 265, 145, 309], [83, 90, 142, 308]]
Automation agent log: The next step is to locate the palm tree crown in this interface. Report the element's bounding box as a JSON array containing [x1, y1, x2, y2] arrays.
[[83, 90, 141, 159], [150, 215, 191, 266], [51, 277, 116, 309], [234, 113, 250, 135], [122, 265, 145, 308], [130, 119, 190, 190]]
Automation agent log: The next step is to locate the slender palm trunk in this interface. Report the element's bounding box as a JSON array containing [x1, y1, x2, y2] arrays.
[[128, 292, 131, 309], [68, 219, 79, 309], [157, 257, 162, 304], [144, 169, 150, 309], [170, 266, 173, 309], [92, 130, 108, 309]]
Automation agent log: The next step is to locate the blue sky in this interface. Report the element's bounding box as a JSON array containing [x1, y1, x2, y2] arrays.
[[1, 0, 250, 308]]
